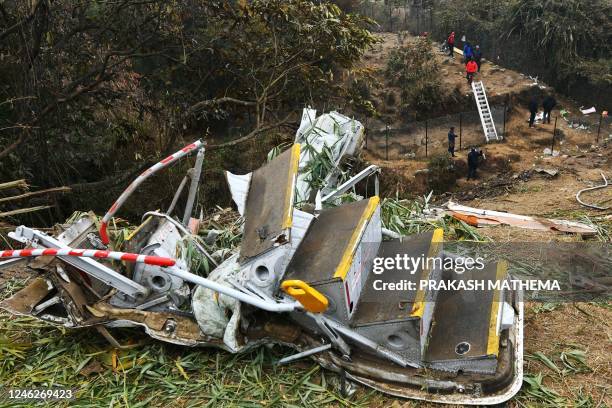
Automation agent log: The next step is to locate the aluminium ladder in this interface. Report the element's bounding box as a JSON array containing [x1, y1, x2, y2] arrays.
[[472, 81, 501, 142]]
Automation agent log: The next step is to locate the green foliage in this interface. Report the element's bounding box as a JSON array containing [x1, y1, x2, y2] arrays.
[[384, 38, 443, 113], [301, 143, 337, 192], [521, 373, 567, 406], [0, 313, 367, 406], [0, 1, 377, 222], [426, 154, 457, 194], [504, 0, 611, 64], [381, 194, 486, 241], [346, 78, 379, 118], [433, 0, 612, 89]]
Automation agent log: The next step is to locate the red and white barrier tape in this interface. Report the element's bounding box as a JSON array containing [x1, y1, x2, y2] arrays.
[[99, 140, 204, 244], [0, 248, 176, 267]]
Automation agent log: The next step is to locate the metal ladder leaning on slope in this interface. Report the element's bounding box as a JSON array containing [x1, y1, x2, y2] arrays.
[[472, 81, 501, 142]]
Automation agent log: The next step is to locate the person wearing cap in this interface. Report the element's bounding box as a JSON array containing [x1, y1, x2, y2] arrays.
[[447, 31, 455, 57], [474, 45, 483, 72]]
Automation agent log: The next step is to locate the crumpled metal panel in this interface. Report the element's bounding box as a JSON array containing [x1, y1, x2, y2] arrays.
[[294, 109, 364, 202]]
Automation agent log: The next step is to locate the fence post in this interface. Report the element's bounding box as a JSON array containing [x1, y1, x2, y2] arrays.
[[385, 124, 389, 160], [425, 120, 428, 157], [503, 102, 507, 138], [364, 118, 368, 150], [551, 116, 557, 154], [459, 113, 462, 150], [597, 113, 603, 143]]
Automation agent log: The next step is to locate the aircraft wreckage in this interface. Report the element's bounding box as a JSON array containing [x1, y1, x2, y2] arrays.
[[0, 109, 523, 404]]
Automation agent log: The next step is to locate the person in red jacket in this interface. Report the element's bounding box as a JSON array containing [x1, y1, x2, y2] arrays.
[[466, 58, 478, 84], [447, 31, 455, 57]]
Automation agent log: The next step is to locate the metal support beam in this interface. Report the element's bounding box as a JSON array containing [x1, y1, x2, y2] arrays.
[[321, 165, 380, 202], [182, 147, 205, 225], [164, 266, 300, 313], [143, 211, 218, 267], [277, 344, 332, 365]]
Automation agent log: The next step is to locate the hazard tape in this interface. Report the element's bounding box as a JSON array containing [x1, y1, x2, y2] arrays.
[[99, 140, 204, 244], [0, 248, 176, 267]]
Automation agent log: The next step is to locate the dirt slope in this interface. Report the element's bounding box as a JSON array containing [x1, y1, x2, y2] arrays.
[[359, 32, 611, 407]]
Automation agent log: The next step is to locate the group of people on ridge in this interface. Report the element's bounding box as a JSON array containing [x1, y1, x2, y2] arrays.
[[446, 32, 482, 84]]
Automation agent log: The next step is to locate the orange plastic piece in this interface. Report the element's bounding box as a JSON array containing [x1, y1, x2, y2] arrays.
[[450, 212, 479, 226], [280, 280, 329, 313]]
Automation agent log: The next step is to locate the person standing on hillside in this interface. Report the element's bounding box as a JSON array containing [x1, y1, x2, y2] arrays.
[[542, 94, 557, 124], [474, 45, 483, 72], [467, 147, 484, 180], [447, 31, 455, 57], [466, 59, 478, 85], [463, 42, 473, 63], [448, 126, 457, 157], [528, 97, 539, 128]]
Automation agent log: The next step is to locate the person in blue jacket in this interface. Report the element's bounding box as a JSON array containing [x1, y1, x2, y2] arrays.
[[463, 42, 473, 63]]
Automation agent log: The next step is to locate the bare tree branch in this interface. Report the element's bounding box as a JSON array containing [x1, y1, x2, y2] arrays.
[[186, 97, 256, 116], [207, 112, 294, 151]]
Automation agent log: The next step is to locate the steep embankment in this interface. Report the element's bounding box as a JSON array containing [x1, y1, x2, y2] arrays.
[[354, 33, 610, 224]]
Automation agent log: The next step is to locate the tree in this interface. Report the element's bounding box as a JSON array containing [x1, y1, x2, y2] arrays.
[[0, 1, 376, 219]]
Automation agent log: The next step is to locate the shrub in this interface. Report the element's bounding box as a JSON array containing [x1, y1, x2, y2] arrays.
[[384, 37, 444, 114], [426, 154, 458, 193]]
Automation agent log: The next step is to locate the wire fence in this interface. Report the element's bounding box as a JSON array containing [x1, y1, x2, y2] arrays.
[[365, 105, 507, 160], [559, 111, 612, 144]]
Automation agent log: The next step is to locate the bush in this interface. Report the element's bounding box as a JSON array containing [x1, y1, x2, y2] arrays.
[[426, 154, 458, 193], [384, 38, 444, 114]]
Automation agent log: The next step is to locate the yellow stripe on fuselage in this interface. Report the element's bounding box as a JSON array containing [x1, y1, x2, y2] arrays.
[[281, 144, 301, 229], [333, 196, 380, 280], [486, 260, 508, 356], [410, 228, 444, 318]]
